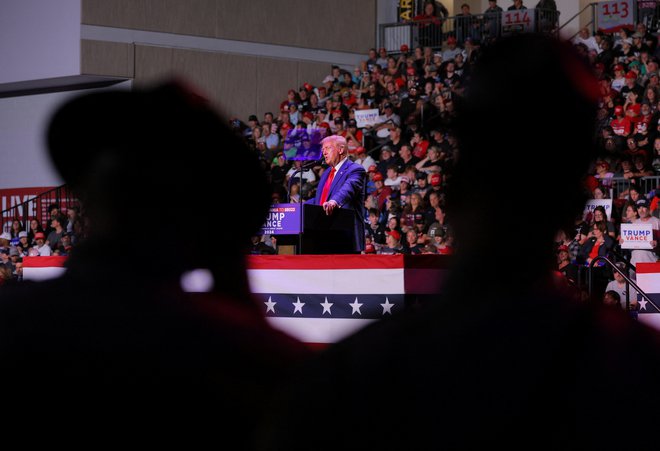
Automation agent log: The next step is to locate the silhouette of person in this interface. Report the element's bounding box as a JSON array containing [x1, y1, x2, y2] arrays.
[[261, 35, 660, 450], [0, 81, 308, 446]]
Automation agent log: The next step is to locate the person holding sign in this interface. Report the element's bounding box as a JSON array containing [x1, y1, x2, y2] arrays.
[[626, 198, 660, 270]]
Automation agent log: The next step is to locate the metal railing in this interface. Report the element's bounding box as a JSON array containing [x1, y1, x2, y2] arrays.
[[610, 176, 660, 199], [0, 185, 80, 233], [558, 2, 596, 38], [380, 9, 560, 52], [589, 255, 659, 311]]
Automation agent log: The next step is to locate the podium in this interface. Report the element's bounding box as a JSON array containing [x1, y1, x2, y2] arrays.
[[261, 203, 357, 254]]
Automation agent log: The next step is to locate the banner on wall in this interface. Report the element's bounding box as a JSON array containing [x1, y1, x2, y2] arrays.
[[0, 187, 56, 223], [596, 0, 635, 33], [398, 0, 414, 21]]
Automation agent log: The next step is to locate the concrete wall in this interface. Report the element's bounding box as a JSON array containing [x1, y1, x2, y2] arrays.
[[0, 82, 131, 189], [0, 0, 81, 84]]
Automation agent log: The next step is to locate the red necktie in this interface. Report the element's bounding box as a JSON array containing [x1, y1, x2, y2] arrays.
[[320, 167, 336, 205]]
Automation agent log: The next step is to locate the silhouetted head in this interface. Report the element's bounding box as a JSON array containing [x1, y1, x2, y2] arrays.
[[47, 81, 270, 277], [451, 34, 599, 274]]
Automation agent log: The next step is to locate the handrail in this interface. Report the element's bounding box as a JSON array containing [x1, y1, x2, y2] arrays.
[[589, 255, 660, 312], [566, 19, 595, 41], [558, 2, 597, 34], [379, 8, 560, 51], [0, 184, 68, 219], [0, 184, 79, 233]]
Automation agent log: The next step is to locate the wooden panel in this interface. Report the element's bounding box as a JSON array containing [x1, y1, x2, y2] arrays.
[[81, 40, 134, 78], [171, 48, 258, 120], [215, 0, 376, 53], [132, 48, 336, 120], [256, 58, 299, 120], [133, 45, 174, 88], [297, 60, 334, 93], [84, 0, 375, 52], [82, 0, 216, 37], [82, 0, 148, 29]]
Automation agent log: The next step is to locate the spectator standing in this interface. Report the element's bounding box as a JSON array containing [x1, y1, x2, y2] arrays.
[[507, 0, 526, 10], [412, 1, 445, 48], [483, 0, 503, 42], [454, 3, 479, 46]]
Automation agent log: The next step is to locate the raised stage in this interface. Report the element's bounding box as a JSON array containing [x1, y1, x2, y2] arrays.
[[21, 256, 660, 345]]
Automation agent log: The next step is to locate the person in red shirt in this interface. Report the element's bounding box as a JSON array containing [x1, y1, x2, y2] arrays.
[[279, 89, 298, 112], [610, 105, 631, 136], [343, 119, 363, 153], [412, 1, 447, 47], [369, 173, 393, 211]]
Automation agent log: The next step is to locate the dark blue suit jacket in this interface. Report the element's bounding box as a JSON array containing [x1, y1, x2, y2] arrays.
[[309, 159, 366, 251]]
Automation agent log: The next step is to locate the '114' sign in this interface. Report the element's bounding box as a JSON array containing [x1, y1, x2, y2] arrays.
[[501, 10, 535, 35]]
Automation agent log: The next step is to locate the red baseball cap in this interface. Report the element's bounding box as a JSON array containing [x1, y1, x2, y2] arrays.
[[387, 230, 401, 241], [373, 173, 384, 181], [400, 44, 409, 53], [430, 173, 442, 186]]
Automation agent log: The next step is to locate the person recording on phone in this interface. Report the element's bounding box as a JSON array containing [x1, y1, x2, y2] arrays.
[[306, 135, 366, 252]]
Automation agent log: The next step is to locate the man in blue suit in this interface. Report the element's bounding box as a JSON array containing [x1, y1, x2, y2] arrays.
[[309, 135, 366, 252]]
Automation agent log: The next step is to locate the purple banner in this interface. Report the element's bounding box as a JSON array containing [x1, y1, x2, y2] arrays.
[[261, 203, 302, 235]]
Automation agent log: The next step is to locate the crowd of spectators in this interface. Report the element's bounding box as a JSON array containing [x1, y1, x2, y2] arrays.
[[236, 2, 660, 308], [0, 204, 84, 284], [6, 2, 660, 307]]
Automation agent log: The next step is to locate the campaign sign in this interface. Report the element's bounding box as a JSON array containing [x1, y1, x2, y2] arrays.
[[261, 203, 301, 235], [583, 199, 613, 221], [596, 0, 634, 33], [621, 223, 654, 249], [354, 109, 380, 128], [283, 129, 324, 161]]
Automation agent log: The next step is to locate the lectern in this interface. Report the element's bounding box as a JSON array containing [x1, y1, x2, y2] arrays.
[[261, 203, 357, 254]]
